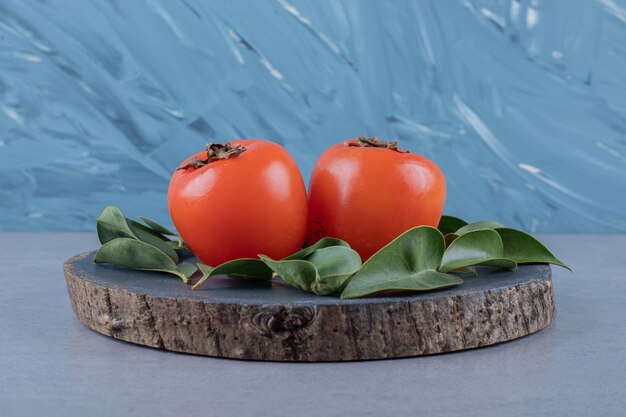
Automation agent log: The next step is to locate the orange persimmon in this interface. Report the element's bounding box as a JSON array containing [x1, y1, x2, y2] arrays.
[[306, 137, 446, 260], [168, 140, 308, 266]]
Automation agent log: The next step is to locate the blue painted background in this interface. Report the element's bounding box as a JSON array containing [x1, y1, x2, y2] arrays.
[[1, 0, 625, 232]]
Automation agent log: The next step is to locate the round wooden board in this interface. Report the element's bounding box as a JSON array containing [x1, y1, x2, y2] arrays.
[[64, 251, 556, 362]]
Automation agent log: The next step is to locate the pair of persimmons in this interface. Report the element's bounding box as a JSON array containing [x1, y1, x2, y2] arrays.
[[168, 137, 446, 266]]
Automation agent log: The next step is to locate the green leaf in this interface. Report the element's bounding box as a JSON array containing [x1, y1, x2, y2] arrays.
[[439, 229, 516, 273], [258, 256, 317, 291], [306, 246, 362, 295], [191, 259, 273, 290], [211, 258, 273, 280], [260, 246, 362, 296], [283, 237, 350, 260], [96, 206, 137, 244], [455, 221, 505, 235], [94, 238, 190, 283], [139, 216, 177, 236], [449, 266, 478, 276], [341, 226, 462, 299], [306, 246, 362, 278], [126, 218, 167, 238], [139, 216, 185, 248], [197, 263, 214, 275], [177, 262, 198, 279], [165, 239, 186, 250], [496, 228, 571, 271], [312, 274, 353, 295], [95, 206, 182, 258], [191, 263, 214, 290], [342, 270, 462, 299], [444, 233, 458, 248], [126, 219, 179, 263], [479, 259, 518, 269], [259, 238, 356, 295], [438, 215, 468, 235]]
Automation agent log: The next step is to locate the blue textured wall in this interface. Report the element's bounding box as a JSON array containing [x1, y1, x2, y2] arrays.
[[1, 0, 625, 232]]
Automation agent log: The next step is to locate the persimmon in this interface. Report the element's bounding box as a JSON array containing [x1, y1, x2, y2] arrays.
[[306, 136, 446, 260], [168, 140, 308, 266]]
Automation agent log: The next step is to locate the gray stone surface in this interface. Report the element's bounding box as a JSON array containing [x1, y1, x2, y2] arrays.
[[1, 233, 625, 416]]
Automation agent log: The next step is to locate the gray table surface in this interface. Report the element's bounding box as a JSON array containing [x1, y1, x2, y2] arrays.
[[1, 233, 624, 417]]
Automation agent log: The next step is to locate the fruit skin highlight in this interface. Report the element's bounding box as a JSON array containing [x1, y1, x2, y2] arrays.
[[306, 137, 446, 261], [168, 139, 308, 266]]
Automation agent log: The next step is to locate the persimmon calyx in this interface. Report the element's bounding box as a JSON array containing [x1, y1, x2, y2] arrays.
[[177, 142, 247, 170], [345, 136, 409, 153]]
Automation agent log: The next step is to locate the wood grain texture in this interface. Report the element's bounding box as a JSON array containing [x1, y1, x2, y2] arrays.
[[64, 251, 556, 361]]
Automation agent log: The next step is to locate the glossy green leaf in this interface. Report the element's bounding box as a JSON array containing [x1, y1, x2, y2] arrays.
[[306, 246, 362, 295], [438, 215, 468, 235], [178, 262, 198, 279], [212, 259, 273, 280], [139, 216, 177, 236], [127, 219, 168, 240], [313, 274, 353, 295], [96, 206, 137, 244], [456, 221, 505, 235], [258, 237, 355, 295], [260, 246, 361, 295], [197, 263, 213, 275], [139, 216, 186, 248], [191, 263, 214, 289], [258, 256, 317, 291], [342, 270, 461, 299], [439, 229, 516, 273], [444, 233, 458, 248], [496, 228, 571, 271], [341, 226, 462, 299], [449, 266, 478, 276], [306, 246, 362, 278], [94, 238, 189, 283], [479, 259, 518, 269], [283, 237, 350, 260], [126, 219, 179, 262], [191, 259, 273, 290], [165, 239, 185, 250]]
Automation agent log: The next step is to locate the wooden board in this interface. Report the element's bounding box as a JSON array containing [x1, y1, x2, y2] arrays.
[[64, 251, 556, 361]]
